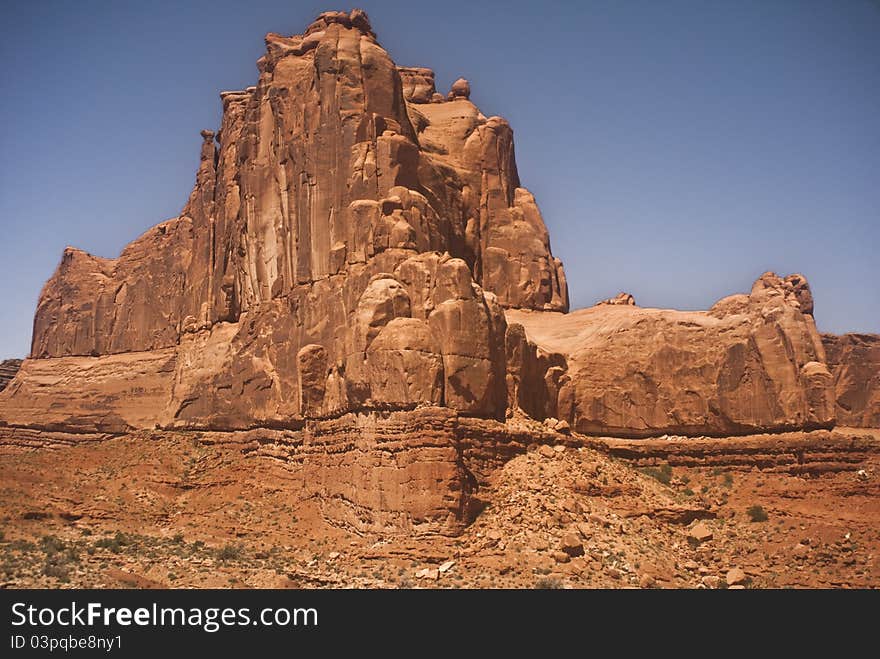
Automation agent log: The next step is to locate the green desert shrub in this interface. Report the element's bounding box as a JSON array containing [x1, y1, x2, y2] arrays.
[[746, 505, 768, 523]]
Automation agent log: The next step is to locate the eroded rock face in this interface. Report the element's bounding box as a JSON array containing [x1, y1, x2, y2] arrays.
[[14, 9, 568, 433], [398, 67, 436, 104], [29, 9, 566, 365], [508, 273, 836, 437], [298, 344, 328, 416], [822, 333, 880, 428], [366, 318, 443, 406], [505, 324, 567, 421]]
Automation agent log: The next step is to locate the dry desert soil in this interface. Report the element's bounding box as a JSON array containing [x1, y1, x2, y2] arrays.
[[1, 425, 876, 589]]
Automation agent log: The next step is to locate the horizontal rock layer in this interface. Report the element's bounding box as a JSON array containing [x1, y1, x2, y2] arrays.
[[0, 409, 557, 535], [595, 429, 877, 475]]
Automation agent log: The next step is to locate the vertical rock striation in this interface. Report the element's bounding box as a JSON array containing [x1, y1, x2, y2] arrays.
[[822, 333, 880, 428], [21, 9, 567, 430]]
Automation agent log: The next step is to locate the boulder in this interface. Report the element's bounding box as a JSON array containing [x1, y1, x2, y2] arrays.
[[596, 292, 636, 306], [450, 77, 470, 99], [689, 522, 714, 544], [726, 567, 748, 587], [559, 533, 584, 557]]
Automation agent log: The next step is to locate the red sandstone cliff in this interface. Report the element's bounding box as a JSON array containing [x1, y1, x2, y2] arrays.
[[1, 10, 875, 538], [822, 333, 880, 428], [1, 10, 847, 439]]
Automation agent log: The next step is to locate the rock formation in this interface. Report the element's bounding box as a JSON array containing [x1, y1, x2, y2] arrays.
[[19, 9, 566, 431], [596, 292, 635, 306], [822, 333, 880, 428], [508, 272, 835, 437], [0, 10, 874, 535]]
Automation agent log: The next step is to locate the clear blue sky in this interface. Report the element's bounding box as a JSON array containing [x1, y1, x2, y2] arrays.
[[1, 0, 878, 359]]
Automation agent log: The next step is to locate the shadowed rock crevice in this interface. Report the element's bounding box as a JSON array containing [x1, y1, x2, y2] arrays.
[[0, 359, 21, 392]]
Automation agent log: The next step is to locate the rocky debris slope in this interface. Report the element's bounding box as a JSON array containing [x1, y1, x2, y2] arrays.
[[508, 272, 835, 438], [0, 428, 875, 588], [0, 359, 21, 391], [822, 333, 880, 428]]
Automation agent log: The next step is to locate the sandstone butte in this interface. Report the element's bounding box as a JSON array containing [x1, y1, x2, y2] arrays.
[[0, 9, 877, 536]]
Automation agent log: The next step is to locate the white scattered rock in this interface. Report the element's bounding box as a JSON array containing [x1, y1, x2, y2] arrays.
[[438, 560, 455, 574]]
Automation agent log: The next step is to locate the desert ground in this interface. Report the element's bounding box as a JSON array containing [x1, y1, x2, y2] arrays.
[[2, 426, 876, 589]]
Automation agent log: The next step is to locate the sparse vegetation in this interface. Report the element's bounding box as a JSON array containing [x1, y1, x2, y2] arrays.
[[217, 543, 243, 561], [40, 534, 66, 554], [534, 577, 564, 589], [42, 561, 70, 582], [640, 463, 673, 485], [9, 539, 37, 552], [746, 505, 768, 523], [95, 531, 130, 553]]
